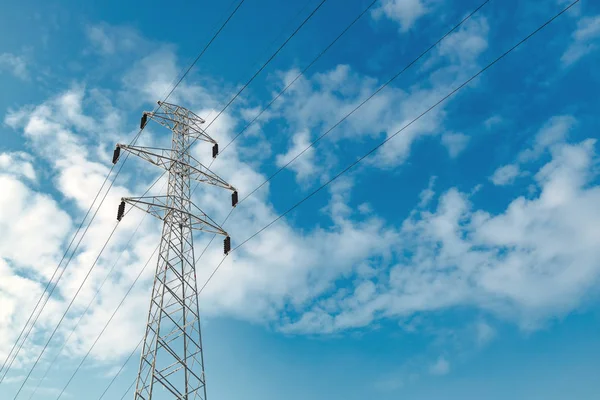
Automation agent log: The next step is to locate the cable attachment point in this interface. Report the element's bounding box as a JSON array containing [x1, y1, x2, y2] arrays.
[[212, 143, 219, 159], [231, 191, 238, 207], [112, 145, 121, 164], [224, 236, 231, 255], [117, 200, 126, 222]]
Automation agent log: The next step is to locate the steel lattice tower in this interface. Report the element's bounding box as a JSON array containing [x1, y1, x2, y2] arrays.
[[113, 101, 237, 400]]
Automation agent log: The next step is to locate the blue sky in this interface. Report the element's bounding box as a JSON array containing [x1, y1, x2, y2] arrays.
[[1, 0, 600, 399]]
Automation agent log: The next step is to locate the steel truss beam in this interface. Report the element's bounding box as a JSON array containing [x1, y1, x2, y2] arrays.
[[117, 144, 236, 191], [142, 101, 216, 144], [122, 196, 227, 236]]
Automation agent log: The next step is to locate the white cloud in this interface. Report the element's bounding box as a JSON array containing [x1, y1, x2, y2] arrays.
[[0, 152, 36, 181], [0, 175, 71, 274], [372, 0, 431, 32], [275, 130, 317, 182], [283, 132, 600, 334], [0, 42, 405, 378], [1, 18, 599, 394], [475, 320, 495, 347], [490, 164, 521, 186], [2, 85, 165, 373], [441, 132, 470, 158], [419, 176, 437, 207], [376, 16, 488, 167], [429, 356, 450, 375], [0, 174, 72, 366], [484, 115, 503, 130], [85, 23, 142, 55], [491, 115, 576, 186], [436, 16, 489, 65], [270, 15, 489, 173], [561, 15, 600, 66], [519, 115, 576, 162], [0, 53, 28, 80]]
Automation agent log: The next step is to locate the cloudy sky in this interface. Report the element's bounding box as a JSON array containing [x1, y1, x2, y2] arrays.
[[1, 0, 600, 399]]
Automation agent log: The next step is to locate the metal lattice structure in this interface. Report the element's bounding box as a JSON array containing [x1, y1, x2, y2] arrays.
[[114, 101, 236, 399]]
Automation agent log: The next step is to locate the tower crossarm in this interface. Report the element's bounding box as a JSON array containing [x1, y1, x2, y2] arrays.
[[117, 144, 237, 191], [121, 196, 228, 236], [141, 101, 217, 144]]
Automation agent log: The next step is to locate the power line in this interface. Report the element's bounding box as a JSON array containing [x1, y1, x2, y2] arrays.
[[162, 0, 247, 104], [25, 199, 155, 400], [12, 222, 120, 399], [76, 1, 495, 392], [0, 164, 115, 380], [120, 377, 137, 400], [201, 0, 330, 134], [1, 1, 244, 385], [49, 0, 575, 395], [98, 339, 142, 400], [237, 0, 492, 205], [185, 0, 493, 282], [173, 0, 332, 164], [218, 0, 379, 156], [55, 245, 160, 400], [183, 0, 383, 284], [0, 162, 119, 385], [197, 0, 581, 303], [14, 174, 166, 399]]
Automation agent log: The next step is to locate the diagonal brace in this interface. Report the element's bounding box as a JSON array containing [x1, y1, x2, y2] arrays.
[[142, 101, 216, 144], [117, 144, 236, 191], [122, 196, 228, 236]]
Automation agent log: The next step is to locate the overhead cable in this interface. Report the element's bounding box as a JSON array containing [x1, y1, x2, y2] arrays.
[[59, 0, 579, 396], [0, 0, 244, 385]]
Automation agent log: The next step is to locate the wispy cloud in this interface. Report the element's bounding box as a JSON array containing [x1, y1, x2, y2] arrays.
[[429, 356, 450, 376], [561, 15, 600, 66], [371, 0, 431, 32], [0, 53, 28, 80], [490, 163, 521, 186]]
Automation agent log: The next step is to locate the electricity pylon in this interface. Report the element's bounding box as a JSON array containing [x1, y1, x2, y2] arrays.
[[113, 101, 237, 399]]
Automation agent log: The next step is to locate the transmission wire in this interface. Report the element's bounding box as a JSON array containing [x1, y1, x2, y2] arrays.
[[86, 0, 494, 393], [55, 245, 160, 399], [54, 0, 579, 395], [197, 0, 581, 295], [187, 0, 493, 278], [24, 178, 167, 400], [0, 0, 244, 385], [0, 164, 115, 381]]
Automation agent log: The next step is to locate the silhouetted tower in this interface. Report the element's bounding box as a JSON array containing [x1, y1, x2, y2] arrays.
[[113, 101, 237, 399]]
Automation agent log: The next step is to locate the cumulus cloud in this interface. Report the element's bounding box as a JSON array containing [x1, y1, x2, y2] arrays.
[[269, 15, 489, 176], [484, 115, 503, 130], [2, 86, 164, 373], [0, 174, 72, 365], [0, 152, 37, 181], [2, 14, 599, 395], [283, 132, 600, 334], [1, 48, 402, 380]]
